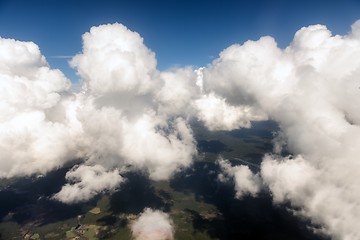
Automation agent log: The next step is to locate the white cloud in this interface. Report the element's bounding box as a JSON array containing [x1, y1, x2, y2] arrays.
[[156, 67, 200, 116], [70, 23, 158, 95], [218, 158, 261, 198], [71, 23, 197, 182], [261, 154, 360, 240], [0, 37, 80, 178], [261, 155, 318, 204], [203, 20, 360, 240], [0, 23, 198, 202], [120, 115, 196, 180], [194, 93, 267, 131], [131, 208, 174, 240], [53, 164, 124, 204]]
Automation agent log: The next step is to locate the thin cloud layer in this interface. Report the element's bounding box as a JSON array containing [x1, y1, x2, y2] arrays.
[[203, 20, 360, 240], [131, 208, 174, 240]]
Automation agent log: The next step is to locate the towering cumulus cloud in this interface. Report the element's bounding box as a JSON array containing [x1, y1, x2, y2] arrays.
[[54, 23, 197, 201], [202, 20, 360, 240], [69, 23, 197, 180], [0, 24, 197, 203], [131, 208, 174, 240]]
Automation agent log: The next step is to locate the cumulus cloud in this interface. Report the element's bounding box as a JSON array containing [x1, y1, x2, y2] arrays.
[[71, 23, 197, 182], [52, 164, 124, 204], [218, 158, 261, 198], [194, 93, 267, 131], [49, 23, 198, 202], [70, 23, 158, 95], [131, 208, 174, 240], [261, 155, 317, 204], [0, 37, 80, 178], [0, 23, 198, 203], [156, 67, 200, 116], [203, 20, 360, 240]]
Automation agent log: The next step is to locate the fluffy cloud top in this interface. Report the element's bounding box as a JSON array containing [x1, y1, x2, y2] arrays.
[[0, 37, 79, 178], [70, 23, 158, 95], [203, 20, 360, 240], [71, 23, 197, 183], [131, 208, 174, 240], [218, 158, 261, 198], [0, 24, 198, 203], [52, 164, 123, 204]]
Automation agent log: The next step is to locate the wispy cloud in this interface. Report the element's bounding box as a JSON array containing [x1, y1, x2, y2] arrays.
[[48, 55, 73, 59]]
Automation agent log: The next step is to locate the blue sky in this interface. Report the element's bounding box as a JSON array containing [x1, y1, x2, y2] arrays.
[[1, 0, 359, 82]]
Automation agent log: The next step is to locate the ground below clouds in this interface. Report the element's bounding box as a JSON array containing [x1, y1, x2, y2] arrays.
[[0, 121, 330, 240]]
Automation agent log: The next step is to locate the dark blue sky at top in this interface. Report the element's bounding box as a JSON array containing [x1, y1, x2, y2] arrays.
[[0, 0, 359, 82]]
